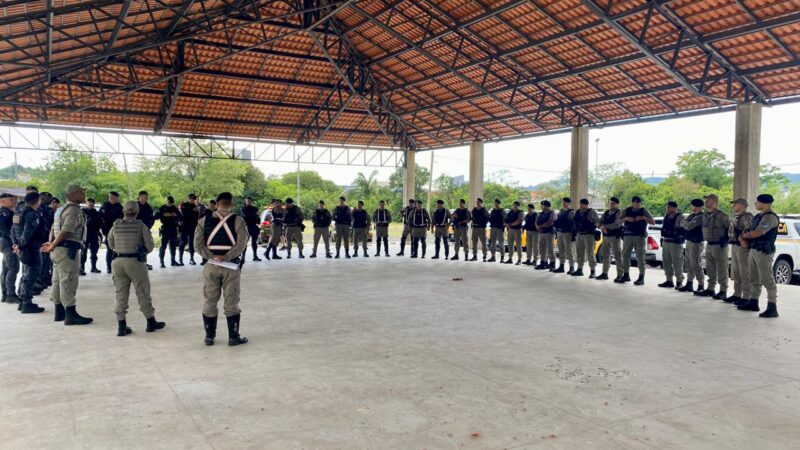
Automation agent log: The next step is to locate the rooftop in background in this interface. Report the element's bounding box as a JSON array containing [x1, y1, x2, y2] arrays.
[[1, 0, 799, 151]]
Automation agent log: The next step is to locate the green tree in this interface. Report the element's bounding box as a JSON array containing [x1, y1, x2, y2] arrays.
[[674, 149, 732, 189], [351, 170, 379, 200]]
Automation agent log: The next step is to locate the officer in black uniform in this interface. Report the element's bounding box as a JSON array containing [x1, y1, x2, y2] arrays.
[[409, 201, 431, 258], [241, 197, 262, 262], [504, 201, 523, 265], [100, 191, 124, 273], [155, 196, 182, 268], [136, 190, 155, 270], [396, 199, 416, 256], [0, 193, 20, 305], [179, 194, 200, 265], [450, 199, 471, 261], [311, 200, 333, 258], [553, 198, 576, 274], [351, 200, 370, 257], [80, 197, 103, 275], [37, 192, 55, 290], [487, 199, 506, 263], [678, 199, 706, 293], [11, 192, 47, 314], [470, 198, 490, 261], [431, 200, 450, 260]]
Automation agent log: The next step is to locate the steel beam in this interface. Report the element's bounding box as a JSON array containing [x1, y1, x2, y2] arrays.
[[154, 42, 186, 133]]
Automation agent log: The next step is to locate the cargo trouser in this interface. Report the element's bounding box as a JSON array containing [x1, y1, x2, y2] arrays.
[[353, 228, 368, 254], [685, 241, 704, 284], [112, 257, 155, 321], [0, 243, 19, 299], [525, 230, 538, 262], [81, 235, 100, 271], [399, 223, 411, 252], [335, 224, 350, 252], [489, 228, 505, 259], [575, 233, 596, 270], [507, 228, 522, 259], [312, 227, 331, 255], [471, 227, 487, 257], [285, 225, 303, 252], [730, 244, 750, 298], [705, 242, 729, 292], [556, 231, 575, 266], [600, 235, 622, 276], [453, 226, 468, 256], [621, 235, 646, 275], [268, 224, 283, 247], [375, 225, 389, 254], [50, 246, 81, 307], [18, 251, 41, 301], [538, 232, 555, 264], [434, 225, 449, 257], [662, 242, 684, 284], [748, 250, 777, 303], [202, 262, 241, 317], [411, 227, 427, 257]]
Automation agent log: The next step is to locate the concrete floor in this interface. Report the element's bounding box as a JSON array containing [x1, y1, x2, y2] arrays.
[[1, 244, 799, 450]]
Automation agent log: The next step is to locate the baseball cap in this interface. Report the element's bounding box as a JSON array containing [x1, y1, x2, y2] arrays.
[[667, 201, 678, 208], [631, 196, 642, 203], [704, 193, 719, 202], [66, 185, 85, 196], [123, 200, 139, 215]]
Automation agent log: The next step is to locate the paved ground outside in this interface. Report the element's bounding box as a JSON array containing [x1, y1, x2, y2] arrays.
[[1, 243, 798, 449]]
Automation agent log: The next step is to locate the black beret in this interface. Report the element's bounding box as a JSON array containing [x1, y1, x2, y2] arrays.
[[667, 201, 678, 208], [476, 198, 483, 203], [494, 198, 501, 203], [513, 201, 520, 206], [87, 197, 96, 203], [0, 193, 14, 199], [285, 197, 293, 204], [379, 199, 386, 203], [109, 191, 120, 197], [408, 199, 415, 203], [562, 197, 571, 203], [358, 200, 364, 205], [459, 199, 466, 204], [579, 198, 589, 205], [209, 200, 216, 204], [167, 196, 174, 203], [319, 200, 325, 205], [246, 196, 253, 201], [339, 196, 346, 201], [138, 190, 148, 196], [757, 194, 774, 204], [541, 200, 551, 207], [216, 192, 233, 202], [609, 197, 620, 204], [24, 192, 40, 203], [188, 194, 197, 199], [691, 198, 704, 207], [631, 196, 642, 203], [527, 203, 535, 209], [25, 185, 38, 191], [51, 197, 60, 203], [40, 192, 51, 197], [436, 200, 444, 205]]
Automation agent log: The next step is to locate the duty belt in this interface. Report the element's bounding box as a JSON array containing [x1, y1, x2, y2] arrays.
[[115, 253, 139, 258], [706, 239, 727, 246], [57, 241, 82, 249]]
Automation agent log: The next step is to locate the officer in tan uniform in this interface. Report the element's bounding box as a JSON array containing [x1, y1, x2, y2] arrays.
[[431, 200, 450, 260], [396, 199, 415, 256], [41, 185, 93, 325], [194, 192, 249, 346], [351, 200, 371, 257], [737, 194, 780, 318], [726, 198, 754, 305], [534, 200, 556, 270], [108, 201, 165, 337], [695, 194, 731, 299], [449, 199, 471, 260], [596, 197, 623, 280], [283, 198, 305, 258], [572, 199, 598, 278]]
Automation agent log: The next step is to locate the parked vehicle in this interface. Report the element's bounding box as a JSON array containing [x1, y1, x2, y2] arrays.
[[258, 208, 273, 245]]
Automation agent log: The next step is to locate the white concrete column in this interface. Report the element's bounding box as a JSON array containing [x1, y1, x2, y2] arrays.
[[570, 127, 590, 202], [468, 141, 484, 203], [403, 150, 416, 205], [734, 102, 762, 208]]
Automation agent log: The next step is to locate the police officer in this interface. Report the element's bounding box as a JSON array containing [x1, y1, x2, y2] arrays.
[[695, 194, 731, 299], [179, 194, 199, 265], [596, 197, 623, 280], [42, 185, 92, 325], [450, 199, 471, 260], [155, 196, 182, 268], [264, 199, 284, 260], [553, 198, 576, 274], [108, 201, 165, 336], [136, 191, 155, 271], [80, 197, 103, 275], [737, 194, 779, 318], [535, 200, 556, 270], [431, 200, 450, 260], [0, 193, 20, 305], [11, 192, 47, 313], [617, 196, 654, 285], [283, 198, 305, 258], [487, 199, 506, 263], [470, 198, 489, 261], [679, 199, 706, 294], [100, 191, 124, 273], [658, 201, 685, 289], [396, 199, 416, 256], [522, 203, 538, 265], [311, 200, 333, 258], [373, 200, 391, 257], [504, 201, 523, 265], [352, 200, 370, 257], [726, 198, 754, 305], [241, 197, 262, 262], [409, 200, 431, 258], [194, 192, 249, 346], [333, 196, 352, 259], [572, 199, 598, 277], [38, 192, 55, 290]]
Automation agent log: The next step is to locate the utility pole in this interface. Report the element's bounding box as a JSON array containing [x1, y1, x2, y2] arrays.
[[594, 138, 600, 200]]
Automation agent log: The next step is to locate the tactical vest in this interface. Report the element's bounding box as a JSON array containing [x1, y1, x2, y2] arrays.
[[623, 207, 648, 236], [489, 208, 505, 228], [284, 206, 302, 226], [574, 209, 596, 234], [748, 211, 778, 254], [53, 203, 86, 243], [375, 209, 389, 227], [411, 209, 428, 227], [684, 212, 704, 243], [203, 213, 238, 256], [159, 205, 180, 228], [0, 206, 13, 241], [661, 214, 685, 244], [601, 209, 623, 237], [333, 205, 351, 224], [702, 210, 728, 244], [314, 209, 331, 228], [352, 209, 369, 228], [433, 208, 449, 226], [453, 208, 469, 227], [472, 207, 488, 227], [729, 212, 753, 245], [523, 212, 537, 231], [110, 219, 146, 254], [505, 210, 522, 229], [536, 210, 554, 233], [554, 209, 574, 233]]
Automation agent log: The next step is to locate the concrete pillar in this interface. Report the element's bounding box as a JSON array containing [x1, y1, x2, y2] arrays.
[[403, 150, 416, 205], [468, 141, 484, 203], [570, 127, 590, 202], [734, 102, 762, 208]]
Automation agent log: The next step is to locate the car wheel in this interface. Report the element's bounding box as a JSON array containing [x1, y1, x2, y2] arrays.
[[773, 259, 793, 285]]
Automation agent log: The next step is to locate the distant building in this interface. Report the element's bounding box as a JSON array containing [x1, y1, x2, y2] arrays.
[[453, 175, 465, 187]]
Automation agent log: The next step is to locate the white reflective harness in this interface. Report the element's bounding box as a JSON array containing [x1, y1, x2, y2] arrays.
[[207, 211, 235, 252]]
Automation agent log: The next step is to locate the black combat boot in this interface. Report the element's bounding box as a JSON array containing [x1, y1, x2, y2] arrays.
[[160, 258, 166, 269], [677, 281, 694, 292], [64, 306, 93, 325], [396, 236, 406, 256], [91, 262, 101, 273], [692, 283, 706, 295], [263, 246, 271, 260], [734, 298, 749, 306], [694, 288, 714, 297], [117, 320, 133, 336], [298, 251, 304, 259], [345, 249, 351, 259], [534, 261, 547, 270], [20, 300, 45, 314], [552, 263, 565, 273], [189, 255, 197, 265], [310, 252, 317, 258], [146, 316, 166, 332], [503, 257, 512, 264], [327, 253, 333, 258], [571, 268, 584, 277], [469, 254, 477, 261], [80, 267, 87, 276], [759, 303, 779, 318], [515, 258, 521, 266], [335, 250, 340, 259], [226, 314, 248, 346], [634, 275, 645, 286], [622, 272, 631, 283], [589, 269, 596, 279], [595, 272, 608, 280], [712, 290, 726, 300], [450, 254, 459, 261], [486, 256, 496, 262], [253, 254, 262, 262], [363, 250, 369, 258], [352, 248, 359, 258], [272, 247, 282, 260], [723, 295, 740, 304], [567, 264, 575, 275], [171, 258, 183, 267], [54, 303, 65, 322], [658, 280, 674, 288], [737, 299, 760, 312], [4, 294, 21, 304], [203, 315, 217, 346]]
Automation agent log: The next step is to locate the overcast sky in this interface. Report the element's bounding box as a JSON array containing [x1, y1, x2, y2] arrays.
[[4, 103, 799, 187]]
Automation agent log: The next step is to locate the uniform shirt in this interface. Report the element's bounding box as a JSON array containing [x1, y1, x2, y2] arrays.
[[753, 210, 780, 234], [0, 206, 14, 242], [400, 206, 413, 225], [180, 201, 199, 232], [283, 205, 304, 226], [729, 212, 754, 242], [313, 208, 332, 228], [12, 205, 47, 248], [241, 205, 260, 227], [600, 208, 623, 236], [37, 204, 53, 233], [701, 209, 731, 242], [352, 209, 370, 229], [270, 206, 284, 227], [620, 207, 652, 236], [505, 209, 523, 229], [536, 209, 556, 232], [554, 208, 576, 232], [108, 218, 155, 255], [410, 208, 431, 227], [83, 207, 104, 240], [156, 204, 181, 229], [661, 212, 685, 241], [471, 207, 489, 227], [99, 201, 124, 236], [332, 205, 352, 225], [136, 202, 155, 229], [53, 203, 87, 243], [523, 211, 537, 231], [574, 208, 599, 233], [373, 208, 392, 227], [489, 207, 506, 229], [194, 209, 249, 262], [451, 207, 471, 227], [433, 207, 450, 227]]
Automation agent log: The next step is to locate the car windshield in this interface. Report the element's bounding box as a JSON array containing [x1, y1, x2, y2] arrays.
[[794, 223, 800, 236]]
